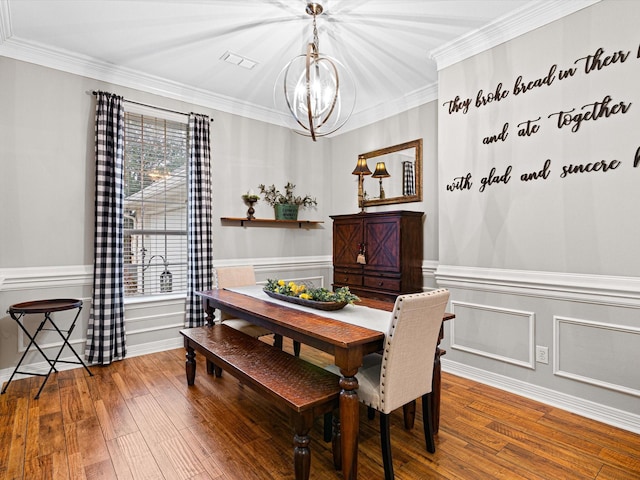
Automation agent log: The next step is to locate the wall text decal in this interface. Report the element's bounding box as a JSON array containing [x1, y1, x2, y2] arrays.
[[442, 42, 639, 193]]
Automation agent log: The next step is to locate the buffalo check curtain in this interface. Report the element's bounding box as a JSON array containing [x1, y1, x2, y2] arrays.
[[403, 161, 416, 196], [185, 113, 213, 327], [86, 91, 127, 364]]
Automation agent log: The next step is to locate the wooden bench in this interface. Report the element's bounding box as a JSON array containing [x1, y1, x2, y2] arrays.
[[180, 324, 341, 480]]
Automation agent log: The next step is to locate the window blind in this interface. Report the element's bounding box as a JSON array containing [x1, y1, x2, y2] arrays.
[[123, 112, 188, 297]]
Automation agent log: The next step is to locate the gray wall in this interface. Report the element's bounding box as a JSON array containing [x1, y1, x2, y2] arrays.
[[437, 0, 640, 431]]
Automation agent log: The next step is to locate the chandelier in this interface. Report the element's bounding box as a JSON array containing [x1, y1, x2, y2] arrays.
[[274, 2, 356, 141]]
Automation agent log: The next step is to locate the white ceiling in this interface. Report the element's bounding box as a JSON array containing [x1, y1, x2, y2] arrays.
[[0, 0, 595, 132]]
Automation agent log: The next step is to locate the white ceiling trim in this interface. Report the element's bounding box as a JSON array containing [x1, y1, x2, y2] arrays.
[[430, 0, 601, 70], [0, 0, 11, 42], [340, 83, 439, 135], [0, 34, 281, 125]]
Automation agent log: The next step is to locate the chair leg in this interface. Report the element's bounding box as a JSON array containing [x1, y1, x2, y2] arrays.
[[422, 392, 436, 453], [331, 410, 342, 471], [323, 412, 332, 443], [403, 399, 416, 429], [379, 413, 394, 480], [367, 406, 375, 420]]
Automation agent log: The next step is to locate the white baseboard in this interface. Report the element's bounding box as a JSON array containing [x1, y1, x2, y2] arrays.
[[0, 336, 184, 386], [442, 358, 640, 435]]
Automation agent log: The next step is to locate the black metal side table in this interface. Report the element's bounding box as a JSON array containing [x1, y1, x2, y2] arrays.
[[2, 298, 93, 399]]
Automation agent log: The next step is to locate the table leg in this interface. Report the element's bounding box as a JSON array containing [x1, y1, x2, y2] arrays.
[[203, 299, 215, 327], [185, 344, 196, 386], [45, 309, 93, 377], [2, 314, 56, 397], [338, 374, 359, 480], [432, 324, 446, 434]]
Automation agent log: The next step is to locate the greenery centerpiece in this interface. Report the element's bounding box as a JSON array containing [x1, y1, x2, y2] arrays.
[[258, 182, 317, 220], [264, 279, 359, 311]]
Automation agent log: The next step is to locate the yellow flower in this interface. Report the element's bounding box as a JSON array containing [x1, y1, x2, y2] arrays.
[[288, 281, 296, 289], [278, 279, 285, 286], [299, 293, 311, 300]]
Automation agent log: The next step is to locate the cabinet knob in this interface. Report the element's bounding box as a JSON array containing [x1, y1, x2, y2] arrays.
[[378, 281, 383, 286]]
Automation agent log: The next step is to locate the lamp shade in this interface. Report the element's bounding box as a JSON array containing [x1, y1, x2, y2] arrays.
[[372, 162, 390, 178], [352, 156, 372, 176]]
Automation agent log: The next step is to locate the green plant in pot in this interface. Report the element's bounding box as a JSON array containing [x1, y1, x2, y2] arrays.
[[258, 182, 317, 220]]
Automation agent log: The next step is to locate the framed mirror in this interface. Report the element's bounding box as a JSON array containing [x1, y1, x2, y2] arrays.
[[360, 138, 422, 207]]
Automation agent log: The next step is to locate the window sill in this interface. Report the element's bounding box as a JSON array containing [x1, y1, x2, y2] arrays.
[[124, 292, 187, 305]]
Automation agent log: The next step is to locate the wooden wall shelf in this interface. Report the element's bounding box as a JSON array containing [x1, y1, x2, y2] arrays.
[[220, 217, 324, 228]]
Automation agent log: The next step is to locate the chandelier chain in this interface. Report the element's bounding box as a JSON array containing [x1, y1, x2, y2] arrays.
[[312, 12, 319, 51]]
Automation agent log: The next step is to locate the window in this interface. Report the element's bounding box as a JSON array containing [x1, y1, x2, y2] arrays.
[[123, 112, 188, 297]]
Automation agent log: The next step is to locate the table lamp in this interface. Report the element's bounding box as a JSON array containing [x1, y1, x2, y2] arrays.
[[352, 155, 372, 212], [371, 161, 390, 199]]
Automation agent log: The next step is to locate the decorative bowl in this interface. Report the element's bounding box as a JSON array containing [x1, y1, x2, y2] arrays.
[[263, 289, 348, 311]]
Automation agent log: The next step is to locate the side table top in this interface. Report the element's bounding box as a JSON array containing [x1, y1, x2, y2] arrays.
[[8, 299, 83, 314]]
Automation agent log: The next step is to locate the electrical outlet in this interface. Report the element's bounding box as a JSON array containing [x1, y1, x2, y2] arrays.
[[536, 345, 549, 364]]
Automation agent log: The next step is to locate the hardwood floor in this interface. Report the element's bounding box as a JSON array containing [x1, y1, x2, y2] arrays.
[[1, 337, 639, 479]]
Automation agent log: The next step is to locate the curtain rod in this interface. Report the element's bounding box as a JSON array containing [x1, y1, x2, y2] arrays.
[[91, 91, 214, 122]]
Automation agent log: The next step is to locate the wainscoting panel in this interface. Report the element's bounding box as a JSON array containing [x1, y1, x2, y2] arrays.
[[450, 301, 535, 368], [437, 264, 640, 434], [554, 316, 640, 398], [0, 259, 335, 382]]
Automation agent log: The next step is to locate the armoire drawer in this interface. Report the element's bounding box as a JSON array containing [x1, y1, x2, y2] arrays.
[[333, 270, 363, 286], [364, 276, 401, 292]]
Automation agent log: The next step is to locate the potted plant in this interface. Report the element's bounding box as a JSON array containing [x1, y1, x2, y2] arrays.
[[241, 192, 260, 220], [258, 182, 317, 220]]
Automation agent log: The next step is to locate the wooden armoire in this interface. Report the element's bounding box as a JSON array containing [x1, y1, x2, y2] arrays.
[[331, 210, 424, 301]]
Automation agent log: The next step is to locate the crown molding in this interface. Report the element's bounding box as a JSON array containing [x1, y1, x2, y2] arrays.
[[340, 83, 439, 134], [0, 34, 282, 125], [430, 0, 601, 71], [0, 0, 10, 43]]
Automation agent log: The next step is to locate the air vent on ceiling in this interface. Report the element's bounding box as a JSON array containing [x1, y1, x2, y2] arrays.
[[220, 51, 257, 70]]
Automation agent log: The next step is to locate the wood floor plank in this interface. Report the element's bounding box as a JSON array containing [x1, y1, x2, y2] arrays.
[[2, 345, 640, 480], [5, 396, 28, 480], [83, 458, 119, 480], [126, 393, 183, 442], [104, 438, 134, 480], [90, 377, 139, 441], [66, 451, 88, 480], [115, 430, 164, 480], [157, 434, 208, 479], [64, 416, 111, 470]]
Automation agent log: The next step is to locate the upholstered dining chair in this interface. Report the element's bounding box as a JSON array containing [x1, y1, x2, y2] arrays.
[[215, 265, 301, 356], [327, 288, 450, 480], [215, 266, 272, 339]]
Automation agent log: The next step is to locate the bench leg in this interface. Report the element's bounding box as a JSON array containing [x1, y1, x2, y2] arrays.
[[206, 359, 223, 377], [185, 346, 196, 386], [292, 412, 313, 480]]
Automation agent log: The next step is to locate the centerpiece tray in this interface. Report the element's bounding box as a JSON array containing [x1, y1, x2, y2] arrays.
[[263, 289, 348, 311]]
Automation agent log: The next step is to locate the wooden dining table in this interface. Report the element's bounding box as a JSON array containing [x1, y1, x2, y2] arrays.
[[196, 288, 453, 480]]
